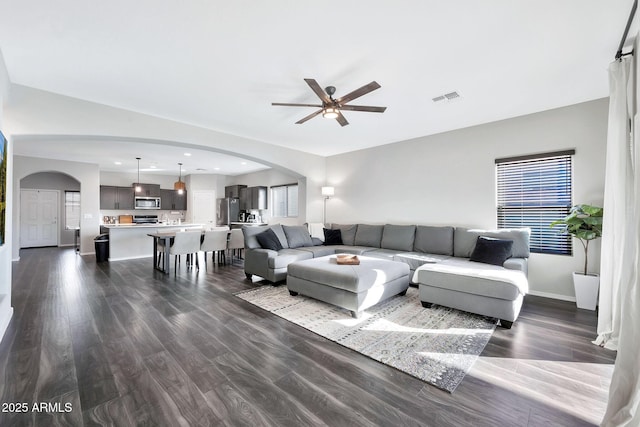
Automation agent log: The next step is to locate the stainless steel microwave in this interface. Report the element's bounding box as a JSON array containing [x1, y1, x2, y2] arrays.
[[135, 196, 161, 210]]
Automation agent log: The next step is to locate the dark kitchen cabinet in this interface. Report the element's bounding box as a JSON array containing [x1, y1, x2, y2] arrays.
[[239, 187, 248, 210], [100, 186, 134, 210], [160, 189, 187, 210], [225, 185, 247, 198], [136, 183, 161, 197], [174, 191, 187, 210], [241, 186, 267, 210]]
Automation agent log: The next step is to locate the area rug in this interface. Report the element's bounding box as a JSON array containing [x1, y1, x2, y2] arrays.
[[235, 285, 497, 393]]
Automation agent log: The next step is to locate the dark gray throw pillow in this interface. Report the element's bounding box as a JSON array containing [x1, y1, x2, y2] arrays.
[[323, 228, 343, 245], [469, 236, 513, 266], [282, 225, 313, 248], [256, 228, 283, 251]]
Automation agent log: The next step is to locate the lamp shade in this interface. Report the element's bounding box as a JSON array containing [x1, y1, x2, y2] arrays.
[[321, 186, 335, 197], [174, 162, 186, 194]]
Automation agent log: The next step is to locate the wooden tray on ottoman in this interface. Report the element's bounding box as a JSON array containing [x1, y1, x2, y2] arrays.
[[336, 254, 360, 265]]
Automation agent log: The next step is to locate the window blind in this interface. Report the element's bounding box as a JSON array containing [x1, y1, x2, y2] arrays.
[[65, 191, 81, 229], [271, 184, 298, 217], [496, 151, 574, 255]]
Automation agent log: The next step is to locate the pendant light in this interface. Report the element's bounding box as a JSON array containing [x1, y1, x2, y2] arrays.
[[174, 162, 186, 194], [135, 157, 142, 192]]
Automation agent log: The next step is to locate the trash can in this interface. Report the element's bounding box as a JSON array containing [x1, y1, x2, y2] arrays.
[[94, 234, 109, 262]]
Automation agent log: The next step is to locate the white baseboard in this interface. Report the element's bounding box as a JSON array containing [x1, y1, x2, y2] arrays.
[[0, 297, 14, 345], [108, 254, 153, 262], [528, 290, 576, 302]]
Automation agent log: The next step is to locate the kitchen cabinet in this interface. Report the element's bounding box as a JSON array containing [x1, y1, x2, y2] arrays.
[[160, 189, 188, 210], [242, 186, 267, 210], [100, 186, 134, 210], [136, 183, 161, 197], [239, 187, 248, 210], [225, 185, 247, 198]]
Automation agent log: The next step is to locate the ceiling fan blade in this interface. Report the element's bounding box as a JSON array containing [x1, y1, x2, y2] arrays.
[[272, 102, 323, 108], [339, 105, 387, 113], [336, 111, 349, 127], [304, 78, 332, 104], [295, 109, 324, 124], [336, 81, 381, 104]]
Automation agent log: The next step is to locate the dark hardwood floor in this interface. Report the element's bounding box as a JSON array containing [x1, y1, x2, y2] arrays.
[[0, 247, 616, 426]]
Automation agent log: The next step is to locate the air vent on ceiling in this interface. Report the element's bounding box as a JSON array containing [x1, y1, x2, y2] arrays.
[[432, 91, 461, 103]]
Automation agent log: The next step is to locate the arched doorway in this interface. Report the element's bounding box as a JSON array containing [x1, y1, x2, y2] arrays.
[[19, 172, 80, 250]]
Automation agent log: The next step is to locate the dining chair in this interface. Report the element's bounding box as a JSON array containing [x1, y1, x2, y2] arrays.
[[227, 228, 244, 264], [169, 231, 202, 271], [200, 230, 228, 268]]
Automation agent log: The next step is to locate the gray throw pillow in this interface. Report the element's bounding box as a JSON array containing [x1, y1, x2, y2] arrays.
[[355, 224, 384, 248], [331, 224, 357, 246], [414, 226, 454, 255], [381, 225, 416, 251], [282, 225, 313, 248]]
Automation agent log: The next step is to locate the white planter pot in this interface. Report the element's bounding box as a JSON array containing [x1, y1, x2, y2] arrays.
[[572, 272, 600, 310]]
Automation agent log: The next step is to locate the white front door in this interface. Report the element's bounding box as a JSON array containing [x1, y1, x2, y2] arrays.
[[20, 189, 59, 248], [192, 190, 217, 226]]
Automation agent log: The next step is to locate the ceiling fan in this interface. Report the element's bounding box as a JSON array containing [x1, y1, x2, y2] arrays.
[[272, 78, 386, 127]]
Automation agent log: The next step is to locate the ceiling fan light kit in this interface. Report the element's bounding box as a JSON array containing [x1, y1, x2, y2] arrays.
[[323, 107, 339, 119], [272, 78, 386, 127]]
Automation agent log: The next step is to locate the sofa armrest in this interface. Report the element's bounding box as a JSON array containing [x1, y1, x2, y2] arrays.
[[503, 258, 528, 277], [246, 248, 278, 261], [245, 248, 279, 275]]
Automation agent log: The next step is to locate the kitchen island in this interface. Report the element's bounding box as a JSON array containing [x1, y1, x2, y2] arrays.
[[229, 222, 268, 229], [103, 223, 204, 261]]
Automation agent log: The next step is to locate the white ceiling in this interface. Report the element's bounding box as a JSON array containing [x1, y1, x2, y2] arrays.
[[0, 1, 636, 165]]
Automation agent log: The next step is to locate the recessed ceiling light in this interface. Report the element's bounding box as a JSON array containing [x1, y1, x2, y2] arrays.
[[214, 167, 220, 171], [241, 162, 247, 165], [149, 165, 157, 169], [184, 152, 192, 157], [114, 161, 122, 165]]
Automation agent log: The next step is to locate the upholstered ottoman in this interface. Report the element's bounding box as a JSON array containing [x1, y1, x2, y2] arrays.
[[414, 259, 529, 329], [287, 254, 410, 318]]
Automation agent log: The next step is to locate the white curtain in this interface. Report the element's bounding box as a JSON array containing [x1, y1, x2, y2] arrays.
[[596, 57, 633, 350], [599, 56, 640, 427]]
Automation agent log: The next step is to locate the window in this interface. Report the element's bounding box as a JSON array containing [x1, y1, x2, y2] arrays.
[[496, 150, 574, 255], [65, 191, 81, 229], [271, 184, 298, 217]]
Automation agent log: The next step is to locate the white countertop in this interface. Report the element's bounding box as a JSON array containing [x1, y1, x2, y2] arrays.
[[103, 223, 204, 229], [229, 222, 268, 226]]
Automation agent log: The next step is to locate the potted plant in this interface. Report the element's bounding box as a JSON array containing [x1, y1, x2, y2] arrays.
[[550, 204, 603, 310]]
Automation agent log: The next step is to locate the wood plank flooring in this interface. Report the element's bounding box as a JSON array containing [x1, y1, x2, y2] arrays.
[[0, 248, 616, 426]]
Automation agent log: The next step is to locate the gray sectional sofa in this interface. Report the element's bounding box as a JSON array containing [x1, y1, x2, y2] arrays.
[[242, 223, 530, 327]]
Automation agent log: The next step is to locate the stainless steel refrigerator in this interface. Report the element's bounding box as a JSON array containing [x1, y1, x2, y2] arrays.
[[216, 198, 240, 226]]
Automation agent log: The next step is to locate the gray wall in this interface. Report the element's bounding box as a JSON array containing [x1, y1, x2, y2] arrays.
[[325, 98, 608, 300], [20, 172, 81, 246]]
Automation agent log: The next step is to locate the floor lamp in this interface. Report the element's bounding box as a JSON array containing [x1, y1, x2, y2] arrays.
[[322, 186, 334, 225]]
